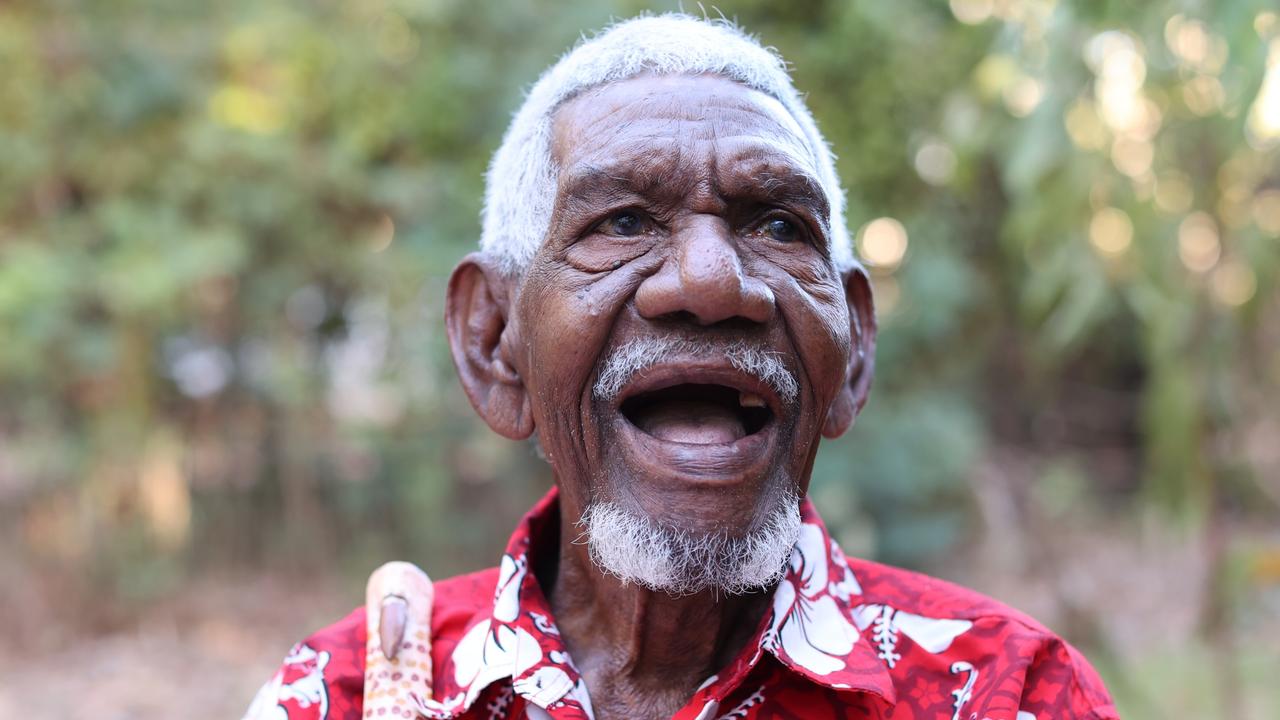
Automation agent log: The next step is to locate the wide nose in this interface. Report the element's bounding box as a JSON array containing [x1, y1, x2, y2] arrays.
[[634, 216, 776, 325]]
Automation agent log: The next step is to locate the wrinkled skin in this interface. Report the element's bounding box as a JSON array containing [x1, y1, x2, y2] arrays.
[[444, 74, 876, 719]]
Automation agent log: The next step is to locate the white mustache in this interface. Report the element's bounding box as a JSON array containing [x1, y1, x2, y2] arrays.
[[593, 336, 799, 406]]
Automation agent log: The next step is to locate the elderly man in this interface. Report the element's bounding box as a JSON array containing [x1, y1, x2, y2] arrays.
[[246, 14, 1117, 720]]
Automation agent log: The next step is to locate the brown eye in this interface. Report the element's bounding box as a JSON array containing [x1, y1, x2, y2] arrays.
[[762, 216, 800, 243], [603, 211, 646, 237]]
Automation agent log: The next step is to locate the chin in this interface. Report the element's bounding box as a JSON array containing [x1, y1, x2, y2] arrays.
[[592, 418, 804, 539]]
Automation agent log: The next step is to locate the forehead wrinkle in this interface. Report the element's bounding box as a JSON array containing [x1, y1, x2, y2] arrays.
[[578, 104, 799, 147], [557, 75, 809, 153], [596, 120, 819, 213], [561, 139, 702, 204], [717, 128, 820, 175], [552, 75, 828, 221]]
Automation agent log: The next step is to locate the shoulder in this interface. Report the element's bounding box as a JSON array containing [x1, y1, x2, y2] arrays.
[[849, 555, 1047, 625], [243, 567, 499, 720], [242, 609, 366, 720], [847, 557, 1118, 720], [425, 567, 502, 669]]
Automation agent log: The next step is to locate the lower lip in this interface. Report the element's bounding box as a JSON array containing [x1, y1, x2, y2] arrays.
[[610, 411, 778, 486]]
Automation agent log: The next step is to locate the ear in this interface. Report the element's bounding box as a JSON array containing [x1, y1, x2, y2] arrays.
[[445, 253, 535, 440], [822, 265, 877, 439]]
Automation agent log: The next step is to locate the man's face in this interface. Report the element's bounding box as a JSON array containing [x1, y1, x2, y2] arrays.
[[483, 74, 871, 539]]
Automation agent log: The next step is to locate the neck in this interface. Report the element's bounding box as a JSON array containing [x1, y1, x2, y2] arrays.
[[545, 507, 772, 719]]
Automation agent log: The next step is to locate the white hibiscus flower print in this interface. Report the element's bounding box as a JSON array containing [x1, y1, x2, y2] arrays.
[[762, 523, 859, 676], [451, 620, 545, 707], [493, 553, 527, 623], [850, 604, 973, 669]]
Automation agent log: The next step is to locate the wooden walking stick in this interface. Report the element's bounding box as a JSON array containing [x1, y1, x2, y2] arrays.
[[364, 561, 435, 714]]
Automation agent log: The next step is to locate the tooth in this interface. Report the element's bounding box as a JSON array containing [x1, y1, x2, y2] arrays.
[[739, 392, 766, 408]]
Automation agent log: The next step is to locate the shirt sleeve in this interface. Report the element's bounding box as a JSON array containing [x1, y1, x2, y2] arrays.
[[1017, 637, 1119, 720], [242, 608, 369, 720]]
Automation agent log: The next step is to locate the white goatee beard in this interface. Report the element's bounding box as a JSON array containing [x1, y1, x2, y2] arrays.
[[577, 490, 802, 596]]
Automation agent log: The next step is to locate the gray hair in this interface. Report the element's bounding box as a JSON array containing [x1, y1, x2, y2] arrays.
[[480, 13, 855, 276], [578, 489, 801, 595]]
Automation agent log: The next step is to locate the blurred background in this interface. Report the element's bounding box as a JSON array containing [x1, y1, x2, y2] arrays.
[[1, 0, 1277, 717]]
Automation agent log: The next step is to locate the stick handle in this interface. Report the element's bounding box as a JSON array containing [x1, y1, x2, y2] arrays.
[[363, 561, 435, 714]]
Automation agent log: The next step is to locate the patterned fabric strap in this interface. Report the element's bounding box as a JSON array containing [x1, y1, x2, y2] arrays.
[[364, 561, 435, 715]]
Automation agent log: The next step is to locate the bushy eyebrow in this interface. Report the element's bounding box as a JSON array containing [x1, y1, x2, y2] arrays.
[[558, 166, 633, 200], [726, 166, 830, 222], [553, 166, 648, 226], [558, 160, 682, 206]]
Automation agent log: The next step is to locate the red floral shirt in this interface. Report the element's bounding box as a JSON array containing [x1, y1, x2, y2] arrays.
[[245, 488, 1117, 720]]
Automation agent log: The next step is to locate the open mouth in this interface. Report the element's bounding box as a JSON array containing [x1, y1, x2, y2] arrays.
[[620, 383, 774, 445]]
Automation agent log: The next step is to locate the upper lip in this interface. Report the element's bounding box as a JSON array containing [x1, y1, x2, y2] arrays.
[[613, 360, 785, 419]]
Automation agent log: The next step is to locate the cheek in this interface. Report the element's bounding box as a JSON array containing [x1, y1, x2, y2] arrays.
[[774, 274, 852, 400], [515, 260, 646, 402]]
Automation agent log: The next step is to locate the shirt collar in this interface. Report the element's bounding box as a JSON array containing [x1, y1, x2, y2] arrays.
[[756, 499, 896, 703], [413, 487, 895, 719]]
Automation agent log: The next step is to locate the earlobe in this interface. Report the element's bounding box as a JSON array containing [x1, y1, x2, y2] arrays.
[[822, 265, 877, 439], [445, 253, 535, 440]]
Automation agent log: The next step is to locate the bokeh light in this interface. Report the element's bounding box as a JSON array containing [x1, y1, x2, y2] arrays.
[[366, 214, 396, 253], [857, 217, 909, 269], [950, 0, 994, 25], [1247, 40, 1280, 147], [1087, 31, 1148, 132], [1184, 74, 1226, 116], [1089, 207, 1134, 258], [1210, 259, 1258, 307], [1064, 97, 1109, 150], [1178, 212, 1222, 273], [1252, 189, 1280, 235], [1111, 136, 1154, 177], [1165, 15, 1229, 74], [1004, 76, 1044, 117], [914, 139, 958, 186], [1257, 12, 1278, 37]]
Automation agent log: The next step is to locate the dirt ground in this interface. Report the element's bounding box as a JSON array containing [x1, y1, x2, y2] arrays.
[[0, 575, 357, 720]]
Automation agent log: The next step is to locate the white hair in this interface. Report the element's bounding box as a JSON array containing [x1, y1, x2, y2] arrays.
[[593, 336, 798, 406], [578, 490, 802, 595], [480, 13, 855, 276]]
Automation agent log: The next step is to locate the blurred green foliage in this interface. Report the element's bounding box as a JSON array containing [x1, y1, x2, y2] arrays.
[[1, 1, 1279, 715]]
